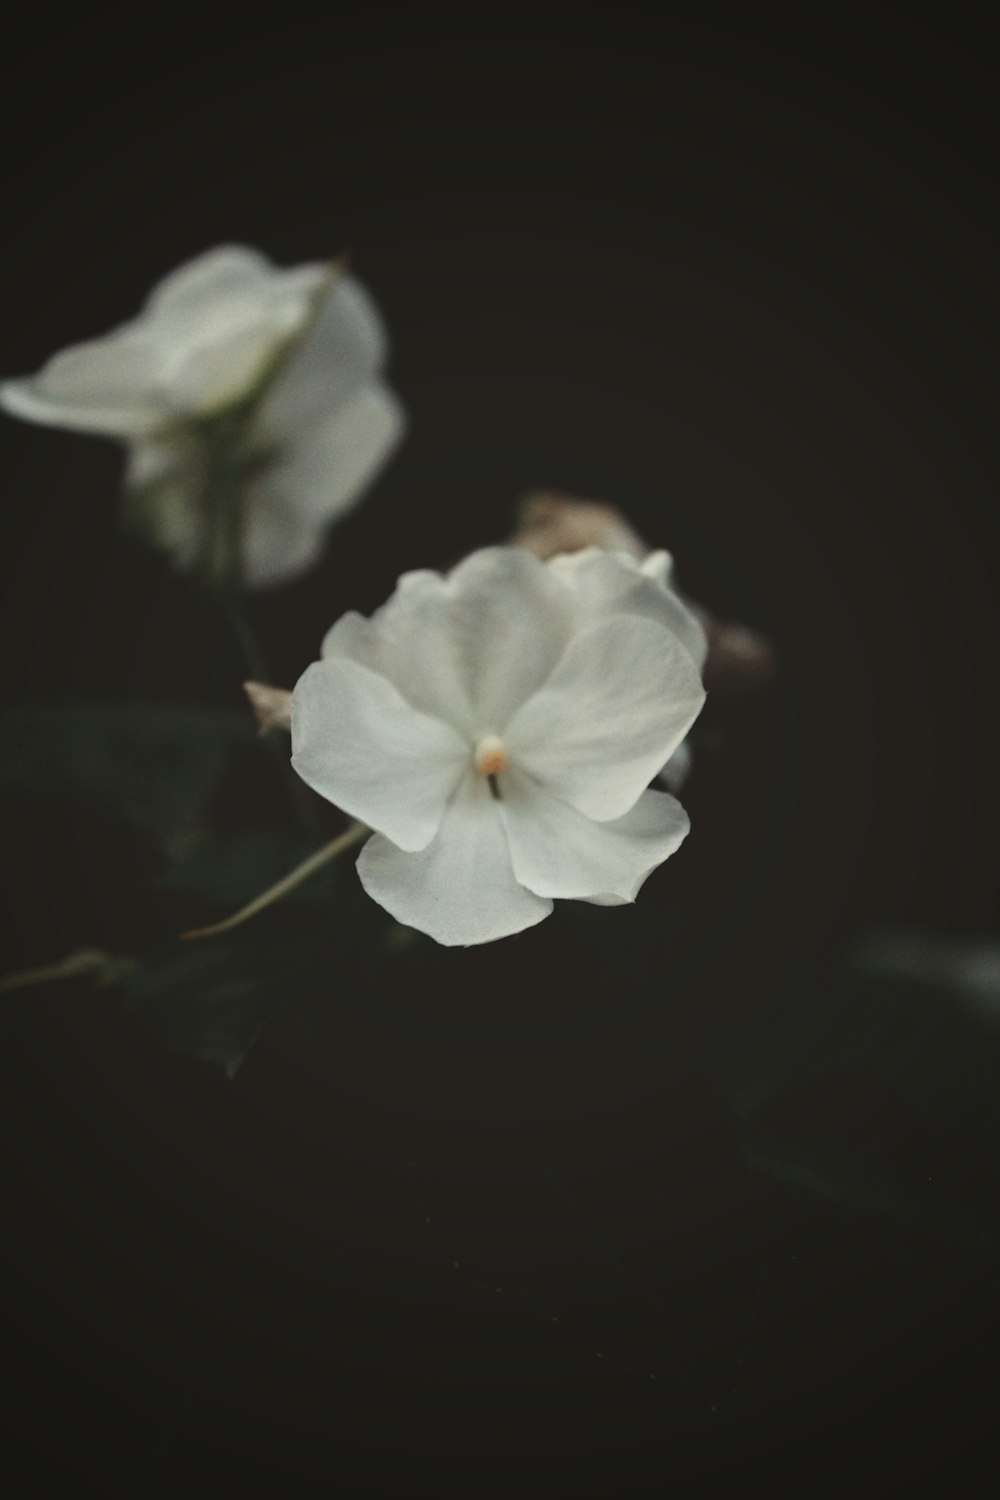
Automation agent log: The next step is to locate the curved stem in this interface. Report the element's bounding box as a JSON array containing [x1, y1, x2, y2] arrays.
[[0, 948, 133, 995], [181, 821, 369, 940], [217, 589, 268, 681]]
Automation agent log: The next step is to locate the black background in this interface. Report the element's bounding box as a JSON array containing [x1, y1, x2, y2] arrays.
[[1, 4, 998, 1495]]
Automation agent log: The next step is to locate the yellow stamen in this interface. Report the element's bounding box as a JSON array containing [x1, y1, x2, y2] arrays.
[[474, 734, 508, 778]]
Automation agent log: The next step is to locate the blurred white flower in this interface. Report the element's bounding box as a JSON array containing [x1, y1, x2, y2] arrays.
[[1, 245, 405, 587], [290, 546, 706, 945]]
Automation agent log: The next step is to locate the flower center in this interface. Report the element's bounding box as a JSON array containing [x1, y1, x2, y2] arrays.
[[474, 734, 508, 778], [474, 734, 508, 799]]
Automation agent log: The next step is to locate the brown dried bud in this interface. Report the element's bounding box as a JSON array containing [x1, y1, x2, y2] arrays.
[[511, 489, 776, 705], [511, 490, 647, 562], [244, 680, 293, 735], [702, 620, 777, 700]]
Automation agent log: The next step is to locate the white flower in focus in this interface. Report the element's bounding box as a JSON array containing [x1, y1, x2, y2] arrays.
[[0, 245, 405, 586], [290, 546, 706, 946]]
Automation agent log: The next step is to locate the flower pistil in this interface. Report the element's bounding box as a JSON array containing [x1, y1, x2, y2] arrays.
[[474, 733, 508, 799]]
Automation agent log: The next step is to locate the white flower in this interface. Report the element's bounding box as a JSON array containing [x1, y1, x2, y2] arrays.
[[290, 545, 707, 946], [0, 245, 405, 587]]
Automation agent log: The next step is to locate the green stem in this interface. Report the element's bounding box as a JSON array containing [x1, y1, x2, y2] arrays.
[[218, 590, 268, 682], [182, 821, 369, 940], [0, 948, 134, 995]]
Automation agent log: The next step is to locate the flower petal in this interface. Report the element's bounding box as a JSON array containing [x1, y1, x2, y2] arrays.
[[150, 248, 328, 414], [150, 249, 326, 348], [323, 546, 573, 739], [144, 245, 277, 316], [320, 608, 381, 672], [166, 322, 299, 415], [505, 615, 706, 821], [253, 380, 405, 529], [659, 740, 693, 792], [255, 275, 390, 442], [549, 547, 708, 670], [322, 569, 474, 731], [0, 247, 331, 438], [236, 505, 327, 590], [241, 382, 406, 587], [444, 547, 575, 732], [291, 658, 468, 851], [1, 333, 166, 437], [356, 771, 552, 945], [502, 775, 689, 902]]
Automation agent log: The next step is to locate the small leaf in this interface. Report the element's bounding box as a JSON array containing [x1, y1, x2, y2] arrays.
[[121, 921, 324, 1078], [746, 1127, 999, 1251]]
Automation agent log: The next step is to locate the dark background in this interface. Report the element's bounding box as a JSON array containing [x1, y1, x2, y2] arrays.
[[1, 4, 998, 1494]]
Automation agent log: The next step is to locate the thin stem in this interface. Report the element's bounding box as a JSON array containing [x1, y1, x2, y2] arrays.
[[201, 464, 314, 822], [212, 598, 320, 832], [0, 948, 133, 995], [217, 589, 269, 682], [181, 821, 369, 940]]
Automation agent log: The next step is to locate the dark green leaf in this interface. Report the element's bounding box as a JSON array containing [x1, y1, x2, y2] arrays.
[[122, 921, 326, 1079], [0, 700, 253, 852]]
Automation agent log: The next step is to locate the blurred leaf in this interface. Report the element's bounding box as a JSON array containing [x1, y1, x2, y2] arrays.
[[698, 945, 1000, 1125], [0, 700, 254, 852], [697, 933, 1000, 1249], [122, 920, 328, 1079], [122, 845, 379, 1076], [746, 1128, 998, 1251]]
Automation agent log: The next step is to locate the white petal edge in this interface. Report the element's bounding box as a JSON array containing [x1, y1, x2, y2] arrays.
[[505, 614, 706, 822], [502, 774, 690, 902], [240, 382, 407, 587], [548, 547, 708, 671], [290, 658, 468, 851], [144, 245, 276, 314], [255, 275, 391, 442], [321, 547, 573, 740], [255, 380, 406, 526], [1, 334, 167, 437], [357, 771, 552, 946], [659, 740, 693, 792], [148, 249, 327, 356], [321, 569, 473, 732]]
